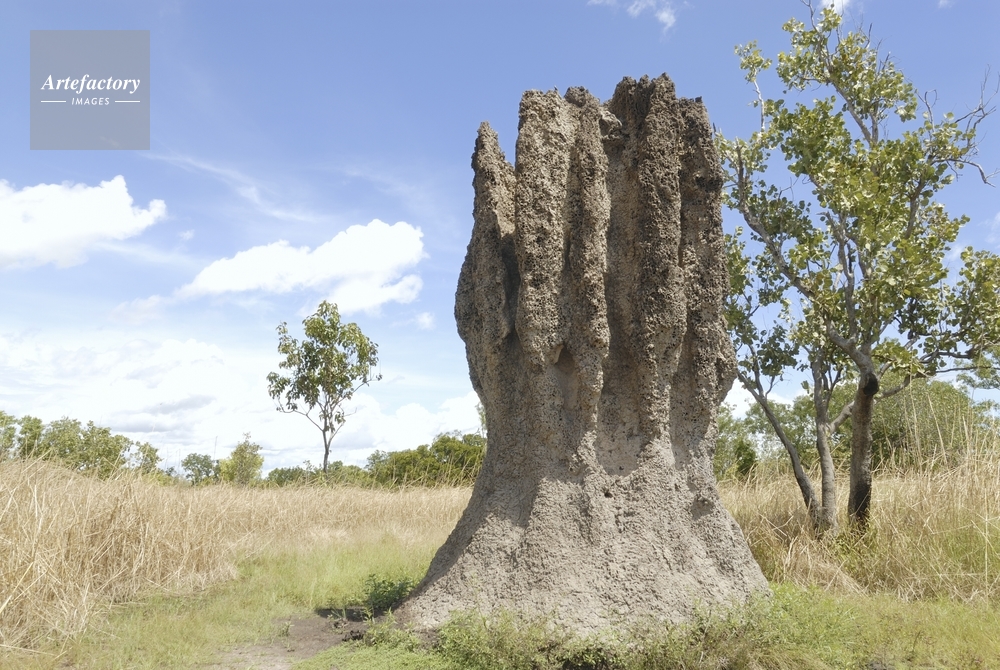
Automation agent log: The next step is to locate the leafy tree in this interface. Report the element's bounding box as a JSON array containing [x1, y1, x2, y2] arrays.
[[181, 452, 219, 485], [0, 411, 16, 460], [713, 404, 758, 480], [266, 465, 312, 486], [866, 377, 998, 469], [367, 433, 486, 486], [130, 441, 162, 475], [267, 300, 381, 474], [717, 6, 1000, 530], [33, 418, 131, 477], [16, 415, 44, 458], [218, 433, 264, 487]]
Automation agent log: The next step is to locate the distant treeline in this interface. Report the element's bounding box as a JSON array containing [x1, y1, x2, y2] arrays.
[[714, 377, 999, 480], [265, 432, 487, 488], [0, 411, 164, 480], [3, 377, 994, 488], [0, 410, 486, 488]]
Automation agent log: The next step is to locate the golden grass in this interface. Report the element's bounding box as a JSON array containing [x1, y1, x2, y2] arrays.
[[722, 450, 1000, 601], [0, 458, 469, 653], [4, 429, 1000, 663]]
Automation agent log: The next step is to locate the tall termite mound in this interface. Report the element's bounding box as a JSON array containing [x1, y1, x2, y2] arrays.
[[398, 74, 768, 633]]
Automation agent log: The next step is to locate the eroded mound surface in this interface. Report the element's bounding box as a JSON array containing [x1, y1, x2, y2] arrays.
[[398, 74, 768, 633]]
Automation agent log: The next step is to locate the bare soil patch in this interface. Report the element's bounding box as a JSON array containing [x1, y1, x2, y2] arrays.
[[205, 608, 367, 670]]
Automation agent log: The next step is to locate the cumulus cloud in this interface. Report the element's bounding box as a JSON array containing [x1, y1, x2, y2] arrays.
[[117, 219, 426, 319], [0, 328, 481, 472], [332, 391, 483, 465], [590, 0, 678, 31], [0, 176, 166, 269]]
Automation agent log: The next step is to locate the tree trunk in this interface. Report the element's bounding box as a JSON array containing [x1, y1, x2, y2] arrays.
[[752, 388, 821, 527], [810, 359, 838, 535], [322, 433, 331, 474], [848, 371, 878, 529], [814, 423, 838, 533]]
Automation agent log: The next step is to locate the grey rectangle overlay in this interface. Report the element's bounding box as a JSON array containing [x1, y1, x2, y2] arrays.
[[31, 30, 150, 150]]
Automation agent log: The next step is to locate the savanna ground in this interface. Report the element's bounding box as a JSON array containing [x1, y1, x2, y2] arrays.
[[3, 438, 1000, 669]]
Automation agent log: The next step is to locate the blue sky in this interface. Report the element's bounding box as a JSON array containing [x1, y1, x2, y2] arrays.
[[1, 0, 998, 472]]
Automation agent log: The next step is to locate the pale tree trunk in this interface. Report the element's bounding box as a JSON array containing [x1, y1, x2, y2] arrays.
[[741, 373, 822, 529], [810, 360, 838, 534], [322, 416, 332, 474], [848, 370, 878, 529]]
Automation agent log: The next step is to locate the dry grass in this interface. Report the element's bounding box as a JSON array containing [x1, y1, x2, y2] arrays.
[[722, 449, 1000, 601], [4, 422, 1000, 662], [0, 458, 469, 653]]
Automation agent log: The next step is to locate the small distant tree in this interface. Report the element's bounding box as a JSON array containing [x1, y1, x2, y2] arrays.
[[218, 433, 264, 487], [16, 416, 44, 458], [0, 411, 17, 460], [34, 418, 131, 477], [367, 433, 486, 486], [130, 441, 162, 475], [713, 405, 758, 480], [266, 465, 311, 487], [267, 300, 381, 474], [181, 453, 219, 485]]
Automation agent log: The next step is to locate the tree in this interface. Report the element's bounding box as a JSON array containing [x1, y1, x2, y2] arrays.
[[0, 411, 16, 460], [181, 453, 219, 485], [713, 404, 758, 480], [367, 433, 486, 486], [16, 415, 44, 458], [717, 5, 1000, 531], [218, 433, 264, 487], [267, 300, 381, 474], [130, 441, 162, 475], [34, 418, 131, 477]]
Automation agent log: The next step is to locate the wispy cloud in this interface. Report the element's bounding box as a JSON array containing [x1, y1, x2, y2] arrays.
[[822, 0, 851, 13], [589, 0, 678, 32], [0, 176, 165, 269], [415, 312, 435, 330], [150, 153, 327, 224]]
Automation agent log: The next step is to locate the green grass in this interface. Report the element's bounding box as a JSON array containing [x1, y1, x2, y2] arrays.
[[18, 569, 997, 669], [5, 539, 436, 669], [429, 585, 1000, 669]]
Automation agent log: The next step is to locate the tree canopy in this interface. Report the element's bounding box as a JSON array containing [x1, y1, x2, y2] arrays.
[[717, 5, 1000, 531]]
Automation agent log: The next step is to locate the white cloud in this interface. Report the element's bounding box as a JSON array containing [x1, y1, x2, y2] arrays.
[[593, 0, 678, 31], [654, 6, 676, 28], [415, 312, 435, 330], [179, 229, 194, 241], [938, 0, 954, 7], [626, 0, 655, 17], [822, 0, 851, 13], [120, 219, 425, 317], [0, 176, 166, 269], [0, 329, 479, 472], [332, 391, 482, 465]]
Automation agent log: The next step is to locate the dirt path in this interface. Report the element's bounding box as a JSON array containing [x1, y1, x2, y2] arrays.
[[205, 609, 367, 670]]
